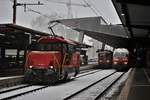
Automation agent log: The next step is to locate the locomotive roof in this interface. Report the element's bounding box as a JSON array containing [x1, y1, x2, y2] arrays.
[[38, 36, 76, 45]]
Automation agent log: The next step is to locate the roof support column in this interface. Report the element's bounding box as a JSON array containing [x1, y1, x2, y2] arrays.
[[13, 0, 17, 24], [101, 43, 105, 50], [0, 48, 5, 68]]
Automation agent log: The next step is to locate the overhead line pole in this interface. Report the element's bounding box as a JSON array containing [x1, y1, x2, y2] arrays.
[[12, 0, 43, 24], [13, 0, 17, 24]]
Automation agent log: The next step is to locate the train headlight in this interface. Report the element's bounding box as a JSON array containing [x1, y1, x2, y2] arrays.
[[99, 60, 102, 62], [106, 60, 110, 63], [49, 66, 54, 69], [29, 65, 33, 68], [113, 62, 118, 65], [124, 62, 128, 64]]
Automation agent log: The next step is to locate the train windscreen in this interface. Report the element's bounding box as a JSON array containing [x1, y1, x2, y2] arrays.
[[28, 42, 62, 51], [113, 52, 128, 57]]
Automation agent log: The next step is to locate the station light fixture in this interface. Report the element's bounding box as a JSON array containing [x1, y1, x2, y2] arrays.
[[0, 33, 5, 36], [113, 62, 118, 64], [121, 13, 125, 16]]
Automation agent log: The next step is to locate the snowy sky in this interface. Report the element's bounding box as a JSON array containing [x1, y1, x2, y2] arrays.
[[0, 0, 121, 28]]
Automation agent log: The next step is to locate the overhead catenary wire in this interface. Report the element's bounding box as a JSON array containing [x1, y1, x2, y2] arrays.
[[26, 7, 51, 19], [44, 0, 91, 18], [44, 0, 66, 17], [45, 0, 90, 7], [82, 0, 108, 23], [82, 0, 99, 16], [87, 0, 103, 15], [26, 7, 66, 37]]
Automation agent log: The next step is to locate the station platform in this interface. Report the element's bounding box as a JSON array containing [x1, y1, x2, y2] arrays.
[[0, 75, 24, 89], [118, 68, 150, 100], [0, 68, 24, 77]]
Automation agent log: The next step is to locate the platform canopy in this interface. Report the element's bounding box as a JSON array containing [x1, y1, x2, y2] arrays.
[[50, 16, 130, 48], [0, 24, 49, 49], [0, 24, 91, 50], [112, 0, 150, 48]]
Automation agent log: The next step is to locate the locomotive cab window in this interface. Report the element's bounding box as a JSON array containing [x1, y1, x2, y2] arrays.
[[28, 42, 62, 51], [68, 44, 75, 53]]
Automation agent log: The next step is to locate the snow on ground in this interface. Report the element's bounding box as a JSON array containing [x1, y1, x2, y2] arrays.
[[14, 70, 115, 100]]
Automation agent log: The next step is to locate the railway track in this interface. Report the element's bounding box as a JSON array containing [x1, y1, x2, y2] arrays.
[[77, 69, 101, 78], [8, 70, 117, 100], [0, 84, 31, 94], [63, 72, 125, 100], [0, 85, 49, 100], [0, 69, 102, 100], [79, 69, 98, 74]]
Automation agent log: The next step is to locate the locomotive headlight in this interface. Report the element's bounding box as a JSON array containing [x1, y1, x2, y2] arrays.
[[113, 62, 118, 64], [106, 60, 110, 63], [124, 62, 128, 64], [49, 66, 54, 69], [99, 60, 102, 62], [29, 65, 33, 68]]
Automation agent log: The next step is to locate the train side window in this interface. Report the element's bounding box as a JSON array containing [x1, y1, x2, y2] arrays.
[[62, 44, 67, 54], [47, 44, 52, 51], [27, 42, 38, 50], [53, 43, 61, 51], [68, 44, 75, 53]]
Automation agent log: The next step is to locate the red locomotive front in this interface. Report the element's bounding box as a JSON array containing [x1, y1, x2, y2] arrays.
[[112, 48, 129, 71], [24, 36, 80, 83], [97, 50, 113, 69]]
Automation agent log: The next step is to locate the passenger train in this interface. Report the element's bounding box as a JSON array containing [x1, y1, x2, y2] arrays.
[[97, 50, 113, 69], [24, 36, 80, 83], [112, 48, 129, 71]]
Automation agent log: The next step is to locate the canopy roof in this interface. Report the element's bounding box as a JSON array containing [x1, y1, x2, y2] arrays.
[[50, 16, 129, 48], [112, 0, 150, 48], [0, 24, 49, 49]]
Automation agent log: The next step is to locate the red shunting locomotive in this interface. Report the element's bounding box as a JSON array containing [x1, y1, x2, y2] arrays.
[[24, 36, 80, 83]]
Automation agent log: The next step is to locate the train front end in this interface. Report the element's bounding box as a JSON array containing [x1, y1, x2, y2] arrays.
[[113, 56, 129, 71], [98, 50, 113, 69], [112, 48, 129, 71], [24, 51, 61, 84]]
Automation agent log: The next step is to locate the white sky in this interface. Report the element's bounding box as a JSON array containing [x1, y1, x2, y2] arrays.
[[0, 0, 122, 47], [0, 0, 121, 28]]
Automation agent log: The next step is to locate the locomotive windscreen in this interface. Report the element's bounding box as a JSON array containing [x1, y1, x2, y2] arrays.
[[113, 52, 128, 57], [113, 48, 129, 57], [28, 42, 62, 51]]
